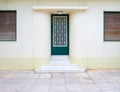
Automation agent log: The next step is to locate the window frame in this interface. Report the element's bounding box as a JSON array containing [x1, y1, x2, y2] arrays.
[[104, 11, 120, 42], [0, 10, 17, 41]]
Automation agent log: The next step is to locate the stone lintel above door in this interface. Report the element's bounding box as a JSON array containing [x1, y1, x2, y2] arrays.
[[33, 5, 88, 13]]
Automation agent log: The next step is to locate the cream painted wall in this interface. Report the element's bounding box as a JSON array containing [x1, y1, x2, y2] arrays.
[[70, 11, 87, 57], [0, 0, 120, 69], [86, 0, 120, 57], [34, 11, 50, 58], [35, 0, 86, 5], [34, 0, 120, 57], [0, 0, 34, 57]]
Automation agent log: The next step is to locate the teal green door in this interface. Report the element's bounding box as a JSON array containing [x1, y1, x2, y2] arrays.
[[51, 14, 69, 55]]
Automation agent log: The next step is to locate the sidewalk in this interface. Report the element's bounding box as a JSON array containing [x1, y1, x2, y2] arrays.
[[0, 70, 120, 92]]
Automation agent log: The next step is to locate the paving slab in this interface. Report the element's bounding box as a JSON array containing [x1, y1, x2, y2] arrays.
[[16, 79, 37, 92], [26, 73, 40, 78], [80, 83, 100, 90], [96, 83, 114, 90], [52, 73, 64, 78], [77, 73, 94, 83], [40, 73, 52, 79], [98, 71, 120, 83], [49, 84, 66, 92], [65, 77, 80, 84], [88, 72, 108, 83], [0, 70, 119, 92], [37, 79, 51, 85], [51, 78, 65, 84], [32, 79, 50, 92], [64, 73, 77, 78], [66, 83, 84, 92]]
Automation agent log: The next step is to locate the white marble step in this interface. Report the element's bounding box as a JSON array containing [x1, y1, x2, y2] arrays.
[[50, 60, 70, 65], [35, 64, 86, 73], [51, 56, 69, 61], [35, 56, 86, 73], [41, 65, 80, 69]]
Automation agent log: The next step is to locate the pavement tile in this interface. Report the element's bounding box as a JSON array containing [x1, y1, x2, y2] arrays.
[[0, 71, 10, 78], [0, 74, 5, 78], [79, 76, 93, 83], [13, 73, 28, 78], [101, 88, 120, 92], [109, 70, 120, 76], [66, 83, 83, 92], [65, 77, 80, 84], [32, 84, 49, 92], [109, 71, 120, 82], [0, 84, 18, 92], [0, 70, 9, 74], [0, 70, 119, 92], [26, 73, 40, 78], [77, 73, 93, 83], [80, 83, 100, 90], [88, 72, 108, 83], [98, 71, 120, 83], [83, 89, 101, 92], [3, 73, 16, 78], [51, 78, 65, 84], [111, 83, 120, 89], [96, 83, 114, 90], [16, 79, 37, 92], [40, 73, 52, 79], [52, 73, 64, 78], [49, 84, 66, 92], [0, 78, 24, 92], [64, 73, 77, 78], [9, 70, 34, 74], [37, 79, 51, 85], [76, 72, 87, 78]]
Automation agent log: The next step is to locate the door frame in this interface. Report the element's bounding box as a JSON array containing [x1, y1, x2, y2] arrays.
[[51, 14, 69, 55]]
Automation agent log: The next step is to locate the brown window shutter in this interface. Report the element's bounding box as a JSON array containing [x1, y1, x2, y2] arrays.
[[0, 11, 16, 41], [104, 12, 120, 41]]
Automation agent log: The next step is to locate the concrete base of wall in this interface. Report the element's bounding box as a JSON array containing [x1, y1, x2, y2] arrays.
[[71, 57, 120, 69], [0, 57, 120, 70], [0, 57, 49, 70]]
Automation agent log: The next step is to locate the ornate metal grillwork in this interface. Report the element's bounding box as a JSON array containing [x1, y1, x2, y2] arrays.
[[53, 16, 67, 47]]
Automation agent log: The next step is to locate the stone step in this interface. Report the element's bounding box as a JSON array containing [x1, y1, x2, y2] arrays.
[[35, 65, 86, 73], [49, 60, 70, 65], [35, 56, 86, 73], [41, 65, 80, 69], [51, 56, 69, 61]]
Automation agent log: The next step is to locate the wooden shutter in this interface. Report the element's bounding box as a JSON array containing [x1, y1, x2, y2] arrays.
[[0, 11, 16, 41], [104, 12, 120, 41]]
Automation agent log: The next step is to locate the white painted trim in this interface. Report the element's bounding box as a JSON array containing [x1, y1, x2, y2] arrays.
[[33, 5, 88, 10]]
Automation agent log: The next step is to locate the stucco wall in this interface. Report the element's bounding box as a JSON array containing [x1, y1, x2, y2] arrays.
[[0, 0, 34, 57], [0, 0, 120, 70], [69, 0, 120, 69]]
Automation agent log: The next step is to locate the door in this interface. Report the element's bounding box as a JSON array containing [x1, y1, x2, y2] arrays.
[[51, 14, 69, 55]]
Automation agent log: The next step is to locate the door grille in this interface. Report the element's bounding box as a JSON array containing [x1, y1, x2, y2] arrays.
[[53, 16, 67, 47]]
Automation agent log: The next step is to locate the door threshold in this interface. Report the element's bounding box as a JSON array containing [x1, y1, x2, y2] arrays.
[[51, 55, 69, 61]]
